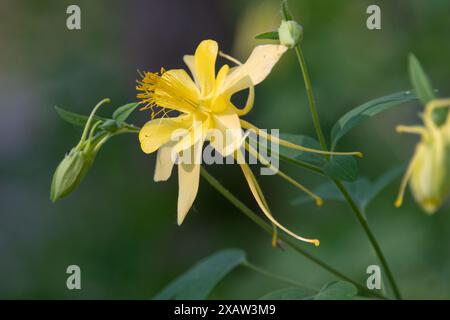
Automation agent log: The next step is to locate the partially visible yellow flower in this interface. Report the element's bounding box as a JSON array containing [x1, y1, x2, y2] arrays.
[[395, 98, 450, 214], [137, 39, 361, 245]]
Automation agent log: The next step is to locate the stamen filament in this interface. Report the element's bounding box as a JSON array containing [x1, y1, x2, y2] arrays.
[[137, 71, 198, 116]]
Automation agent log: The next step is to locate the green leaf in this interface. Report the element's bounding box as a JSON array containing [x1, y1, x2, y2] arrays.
[[55, 106, 107, 128], [255, 31, 279, 40], [291, 165, 404, 210], [259, 287, 315, 300], [260, 282, 357, 300], [409, 54, 447, 125], [330, 91, 417, 148], [291, 181, 342, 206], [278, 133, 326, 167], [98, 119, 120, 132], [314, 281, 357, 300], [251, 133, 326, 174], [323, 156, 358, 182], [409, 54, 435, 105], [364, 164, 405, 207], [261, 133, 358, 179], [154, 249, 246, 300], [112, 102, 139, 125], [281, 0, 293, 21]]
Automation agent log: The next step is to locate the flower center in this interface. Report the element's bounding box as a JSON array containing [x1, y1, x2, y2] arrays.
[[137, 70, 199, 119]]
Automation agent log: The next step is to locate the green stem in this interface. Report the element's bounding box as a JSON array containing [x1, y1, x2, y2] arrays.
[[291, 43, 402, 299], [294, 45, 328, 151], [334, 180, 402, 299], [77, 98, 111, 149], [200, 167, 387, 300], [244, 261, 317, 291]]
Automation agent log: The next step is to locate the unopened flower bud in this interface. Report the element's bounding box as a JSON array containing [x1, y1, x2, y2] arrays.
[[50, 148, 93, 202], [50, 98, 111, 202], [278, 20, 303, 48]]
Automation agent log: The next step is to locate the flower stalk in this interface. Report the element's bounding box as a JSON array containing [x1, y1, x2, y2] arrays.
[[288, 21, 402, 301], [200, 167, 387, 300]]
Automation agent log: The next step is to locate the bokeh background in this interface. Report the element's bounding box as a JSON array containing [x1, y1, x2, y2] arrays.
[[1, 0, 449, 299]]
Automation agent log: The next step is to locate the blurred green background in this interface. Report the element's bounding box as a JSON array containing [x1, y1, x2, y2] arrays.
[[1, 0, 449, 299]]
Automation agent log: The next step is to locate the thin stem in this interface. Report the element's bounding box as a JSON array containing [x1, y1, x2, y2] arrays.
[[200, 167, 387, 300], [334, 180, 402, 300], [77, 98, 111, 149], [294, 45, 328, 151], [292, 41, 402, 300], [243, 261, 317, 291]]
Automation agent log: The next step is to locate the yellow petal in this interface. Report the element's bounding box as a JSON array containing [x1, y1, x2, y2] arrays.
[[214, 64, 230, 93], [220, 45, 288, 95], [154, 144, 175, 182], [209, 106, 244, 156], [194, 40, 218, 97], [139, 115, 191, 154], [177, 140, 203, 225], [183, 55, 198, 85], [163, 69, 199, 100], [173, 116, 208, 154]]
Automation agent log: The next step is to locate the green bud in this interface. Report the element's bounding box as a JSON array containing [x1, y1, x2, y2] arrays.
[[50, 98, 111, 202], [50, 148, 94, 202], [278, 20, 303, 48]]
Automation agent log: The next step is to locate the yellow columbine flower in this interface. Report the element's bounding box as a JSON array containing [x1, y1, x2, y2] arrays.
[[137, 39, 361, 245], [395, 98, 450, 214]]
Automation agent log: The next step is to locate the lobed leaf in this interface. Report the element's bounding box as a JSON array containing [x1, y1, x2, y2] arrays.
[[278, 133, 326, 167], [259, 287, 315, 300], [112, 102, 139, 125], [291, 165, 405, 211], [55, 106, 107, 128], [266, 133, 357, 181], [330, 91, 417, 149], [154, 249, 246, 300], [409, 54, 447, 125], [323, 156, 358, 182], [408, 54, 435, 105], [314, 281, 357, 300], [259, 281, 357, 300]]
